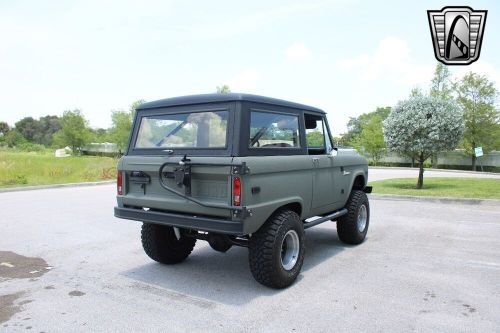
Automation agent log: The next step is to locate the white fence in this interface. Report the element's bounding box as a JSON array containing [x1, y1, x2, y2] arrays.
[[379, 150, 500, 167]]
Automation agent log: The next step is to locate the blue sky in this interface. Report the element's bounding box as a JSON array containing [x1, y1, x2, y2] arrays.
[[1, 0, 499, 134]]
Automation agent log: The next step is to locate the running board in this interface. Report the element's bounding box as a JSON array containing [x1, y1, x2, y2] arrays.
[[303, 208, 348, 229]]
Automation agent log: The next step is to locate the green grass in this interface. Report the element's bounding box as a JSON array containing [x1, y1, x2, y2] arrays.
[[369, 177, 500, 199], [0, 150, 117, 188]]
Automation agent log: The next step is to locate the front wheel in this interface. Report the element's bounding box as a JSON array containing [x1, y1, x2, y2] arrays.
[[337, 190, 370, 245], [248, 209, 305, 289], [141, 223, 196, 264]]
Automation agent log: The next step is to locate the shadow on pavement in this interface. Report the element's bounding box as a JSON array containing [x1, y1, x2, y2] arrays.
[[121, 224, 347, 305]]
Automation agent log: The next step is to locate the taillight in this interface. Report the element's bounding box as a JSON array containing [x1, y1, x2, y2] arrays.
[[117, 171, 123, 195], [233, 176, 241, 206]]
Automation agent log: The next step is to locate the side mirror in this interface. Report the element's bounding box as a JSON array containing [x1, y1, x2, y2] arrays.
[[329, 148, 338, 157]]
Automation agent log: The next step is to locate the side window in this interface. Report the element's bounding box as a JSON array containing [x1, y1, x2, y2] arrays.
[[305, 114, 326, 154], [249, 111, 300, 148]]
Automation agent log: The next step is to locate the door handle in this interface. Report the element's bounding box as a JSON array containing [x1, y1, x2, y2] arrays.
[[312, 158, 319, 165]]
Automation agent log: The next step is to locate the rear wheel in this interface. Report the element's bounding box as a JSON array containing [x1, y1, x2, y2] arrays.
[[141, 223, 196, 264], [337, 190, 370, 245], [248, 209, 305, 288]]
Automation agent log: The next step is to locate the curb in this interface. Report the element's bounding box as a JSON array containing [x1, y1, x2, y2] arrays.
[[0, 180, 116, 193], [369, 193, 500, 206], [369, 166, 500, 176]]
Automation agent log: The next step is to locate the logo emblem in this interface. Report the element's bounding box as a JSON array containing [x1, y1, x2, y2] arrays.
[[427, 6, 487, 65]]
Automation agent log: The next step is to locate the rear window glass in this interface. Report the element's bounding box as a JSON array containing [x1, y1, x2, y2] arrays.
[[249, 111, 300, 148], [135, 111, 228, 148]]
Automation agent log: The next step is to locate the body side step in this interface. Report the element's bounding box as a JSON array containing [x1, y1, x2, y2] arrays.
[[303, 208, 348, 229]]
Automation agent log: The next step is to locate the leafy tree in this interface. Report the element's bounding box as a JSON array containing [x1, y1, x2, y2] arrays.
[[108, 100, 145, 152], [430, 63, 453, 100], [53, 110, 91, 154], [216, 85, 231, 94], [91, 128, 109, 143], [0, 122, 9, 136], [344, 107, 391, 146], [353, 115, 386, 164], [5, 129, 26, 147], [410, 87, 424, 97], [306, 130, 324, 147], [384, 96, 463, 188], [34, 115, 61, 146], [109, 110, 133, 152], [15, 117, 39, 142], [455, 73, 499, 170]]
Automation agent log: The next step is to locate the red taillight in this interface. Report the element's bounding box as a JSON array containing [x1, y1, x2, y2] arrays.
[[233, 176, 241, 206], [117, 171, 123, 195]]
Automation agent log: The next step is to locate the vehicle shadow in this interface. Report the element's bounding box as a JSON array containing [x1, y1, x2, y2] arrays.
[[121, 224, 347, 306]]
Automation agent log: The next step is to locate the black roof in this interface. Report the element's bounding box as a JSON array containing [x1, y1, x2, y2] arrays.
[[137, 93, 325, 114]]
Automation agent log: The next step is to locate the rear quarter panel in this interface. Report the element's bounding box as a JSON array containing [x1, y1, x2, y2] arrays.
[[235, 155, 313, 234]]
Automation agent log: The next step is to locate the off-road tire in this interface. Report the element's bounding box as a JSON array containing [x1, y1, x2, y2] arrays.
[[337, 190, 369, 245], [141, 223, 196, 264], [248, 209, 305, 289]]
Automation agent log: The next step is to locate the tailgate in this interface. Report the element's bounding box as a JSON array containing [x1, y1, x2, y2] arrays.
[[118, 155, 236, 218]]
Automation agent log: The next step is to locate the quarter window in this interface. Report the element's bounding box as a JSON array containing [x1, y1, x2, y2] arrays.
[[249, 111, 300, 148]]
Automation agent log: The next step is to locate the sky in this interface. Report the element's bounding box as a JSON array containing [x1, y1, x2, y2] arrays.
[[1, 0, 499, 135]]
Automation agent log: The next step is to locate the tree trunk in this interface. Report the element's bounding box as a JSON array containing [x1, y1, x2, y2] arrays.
[[417, 153, 424, 189]]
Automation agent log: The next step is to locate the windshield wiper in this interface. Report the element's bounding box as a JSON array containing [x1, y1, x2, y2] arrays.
[[156, 120, 187, 147], [250, 126, 268, 147]]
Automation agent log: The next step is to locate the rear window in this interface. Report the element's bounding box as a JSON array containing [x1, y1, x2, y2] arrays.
[[135, 111, 228, 149], [249, 111, 300, 148]]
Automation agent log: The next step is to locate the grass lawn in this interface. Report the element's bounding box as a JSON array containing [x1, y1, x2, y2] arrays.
[[0, 150, 117, 188], [369, 177, 500, 199]]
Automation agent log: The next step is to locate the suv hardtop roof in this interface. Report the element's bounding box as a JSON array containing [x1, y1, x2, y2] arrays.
[[137, 93, 325, 114]]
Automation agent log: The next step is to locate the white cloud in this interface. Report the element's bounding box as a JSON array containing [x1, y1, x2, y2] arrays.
[[226, 70, 261, 91], [336, 37, 434, 86], [285, 42, 312, 60]]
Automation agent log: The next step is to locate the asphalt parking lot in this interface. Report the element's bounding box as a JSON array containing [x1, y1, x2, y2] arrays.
[[1, 184, 499, 332]]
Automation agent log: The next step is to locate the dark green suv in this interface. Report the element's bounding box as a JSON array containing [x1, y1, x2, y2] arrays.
[[114, 93, 371, 288]]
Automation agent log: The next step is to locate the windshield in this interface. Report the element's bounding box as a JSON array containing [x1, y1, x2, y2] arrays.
[[135, 110, 228, 148]]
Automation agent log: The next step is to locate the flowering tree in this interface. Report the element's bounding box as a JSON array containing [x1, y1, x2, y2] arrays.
[[383, 96, 463, 188]]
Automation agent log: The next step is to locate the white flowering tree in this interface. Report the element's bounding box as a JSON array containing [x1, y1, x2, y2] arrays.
[[383, 96, 464, 189]]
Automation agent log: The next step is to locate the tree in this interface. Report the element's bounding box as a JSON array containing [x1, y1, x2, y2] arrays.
[[216, 85, 231, 94], [306, 130, 324, 146], [91, 128, 109, 143], [108, 99, 145, 152], [455, 73, 499, 170], [34, 115, 61, 146], [344, 107, 391, 146], [430, 63, 453, 100], [15, 117, 39, 142], [109, 110, 133, 152], [53, 110, 91, 154], [384, 96, 463, 188], [428, 63, 454, 167], [4, 129, 26, 147], [410, 87, 424, 97], [352, 115, 386, 164], [0, 122, 9, 136]]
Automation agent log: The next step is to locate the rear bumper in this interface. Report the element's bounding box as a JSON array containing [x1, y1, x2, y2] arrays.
[[114, 206, 244, 235]]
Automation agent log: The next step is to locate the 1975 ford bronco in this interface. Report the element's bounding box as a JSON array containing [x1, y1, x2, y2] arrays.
[[114, 93, 371, 288]]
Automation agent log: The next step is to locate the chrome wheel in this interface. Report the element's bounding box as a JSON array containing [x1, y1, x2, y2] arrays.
[[280, 230, 300, 270], [357, 204, 367, 232]]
